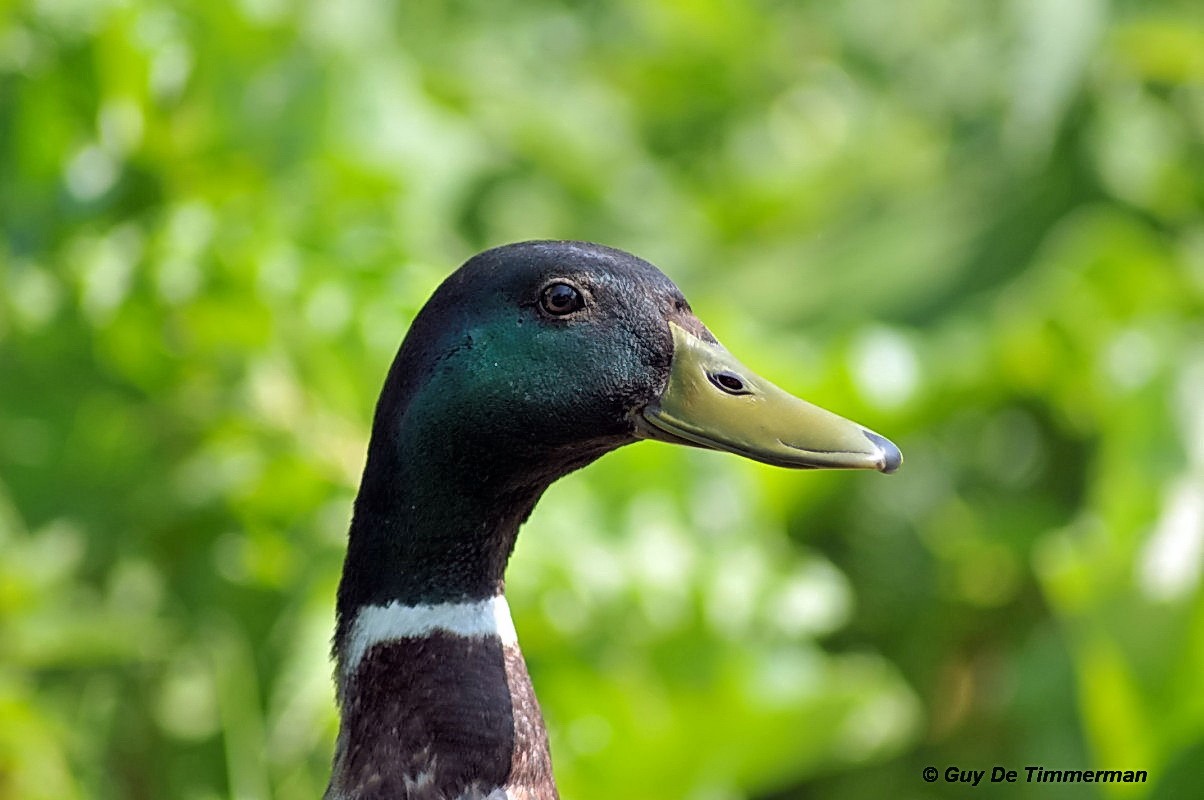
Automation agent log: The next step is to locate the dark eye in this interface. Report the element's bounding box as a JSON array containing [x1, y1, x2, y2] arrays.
[[708, 370, 751, 395], [540, 282, 584, 316]]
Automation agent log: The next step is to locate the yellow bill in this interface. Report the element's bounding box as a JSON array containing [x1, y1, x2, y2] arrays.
[[636, 322, 901, 473]]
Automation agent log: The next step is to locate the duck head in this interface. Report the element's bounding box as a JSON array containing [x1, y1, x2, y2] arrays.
[[373, 240, 898, 471]]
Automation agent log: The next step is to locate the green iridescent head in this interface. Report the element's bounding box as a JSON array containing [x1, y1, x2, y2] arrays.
[[373, 241, 899, 474]]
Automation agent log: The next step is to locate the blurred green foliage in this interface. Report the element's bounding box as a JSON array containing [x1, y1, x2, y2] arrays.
[[2, 0, 1204, 798]]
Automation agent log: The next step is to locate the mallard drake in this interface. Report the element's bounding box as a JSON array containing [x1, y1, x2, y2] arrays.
[[326, 241, 901, 800]]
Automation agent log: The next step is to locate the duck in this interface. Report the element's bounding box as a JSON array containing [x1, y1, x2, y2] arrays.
[[325, 240, 901, 800]]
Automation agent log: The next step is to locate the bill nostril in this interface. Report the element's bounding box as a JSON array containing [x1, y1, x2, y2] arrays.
[[708, 370, 750, 395]]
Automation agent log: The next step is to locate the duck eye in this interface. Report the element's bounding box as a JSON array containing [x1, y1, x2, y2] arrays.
[[708, 370, 751, 395], [540, 282, 584, 316]]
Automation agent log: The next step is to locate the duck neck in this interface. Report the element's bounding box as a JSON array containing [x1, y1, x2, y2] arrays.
[[335, 366, 621, 629], [329, 409, 611, 799], [335, 444, 544, 632]]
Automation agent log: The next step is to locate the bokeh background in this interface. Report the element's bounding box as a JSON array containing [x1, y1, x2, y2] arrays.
[[3, 0, 1203, 798]]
